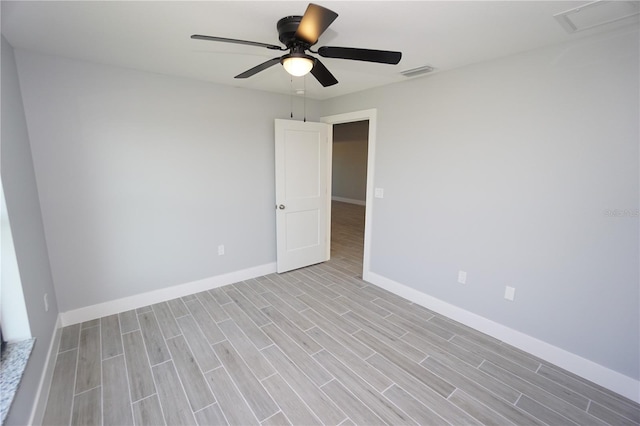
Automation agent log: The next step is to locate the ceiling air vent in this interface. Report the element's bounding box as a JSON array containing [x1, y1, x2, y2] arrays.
[[401, 65, 435, 78], [554, 0, 640, 33]]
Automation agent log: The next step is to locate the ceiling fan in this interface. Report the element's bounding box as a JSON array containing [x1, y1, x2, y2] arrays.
[[191, 3, 402, 87]]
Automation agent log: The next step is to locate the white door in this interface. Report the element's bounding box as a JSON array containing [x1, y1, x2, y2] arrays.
[[275, 119, 331, 273]]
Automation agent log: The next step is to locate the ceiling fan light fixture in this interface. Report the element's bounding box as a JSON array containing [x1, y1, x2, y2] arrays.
[[282, 54, 315, 77]]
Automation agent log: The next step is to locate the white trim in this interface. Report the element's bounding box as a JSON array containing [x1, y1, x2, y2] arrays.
[[331, 196, 366, 206], [366, 271, 640, 403], [321, 109, 377, 279], [29, 314, 62, 426], [59, 263, 276, 326], [326, 124, 333, 262]]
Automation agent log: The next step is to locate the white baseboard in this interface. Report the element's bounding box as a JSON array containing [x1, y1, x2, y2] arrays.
[[365, 271, 640, 404], [331, 196, 366, 206], [29, 314, 62, 426], [60, 263, 277, 326]]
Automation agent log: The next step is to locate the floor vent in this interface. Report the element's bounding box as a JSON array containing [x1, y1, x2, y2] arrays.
[[400, 65, 435, 78]]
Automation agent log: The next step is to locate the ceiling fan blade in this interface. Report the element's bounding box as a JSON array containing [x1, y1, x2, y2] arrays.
[[310, 58, 338, 87], [318, 46, 402, 64], [295, 3, 338, 45], [191, 35, 284, 51], [235, 57, 282, 79]]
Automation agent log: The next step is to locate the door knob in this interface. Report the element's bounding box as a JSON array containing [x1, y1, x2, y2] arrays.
[[278, 204, 286, 210]]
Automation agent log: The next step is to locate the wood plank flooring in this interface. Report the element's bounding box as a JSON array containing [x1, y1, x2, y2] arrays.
[[42, 201, 639, 425]]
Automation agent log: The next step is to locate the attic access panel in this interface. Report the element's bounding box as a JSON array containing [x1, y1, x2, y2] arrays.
[[554, 0, 640, 33]]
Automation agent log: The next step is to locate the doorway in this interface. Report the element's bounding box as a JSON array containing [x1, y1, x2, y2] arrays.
[[322, 109, 377, 281], [329, 120, 368, 278]]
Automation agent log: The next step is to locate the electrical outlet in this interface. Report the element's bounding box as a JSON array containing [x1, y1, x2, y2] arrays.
[[44, 293, 49, 312], [504, 286, 516, 301], [218, 245, 225, 256], [457, 270, 467, 284], [374, 188, 384, 198]]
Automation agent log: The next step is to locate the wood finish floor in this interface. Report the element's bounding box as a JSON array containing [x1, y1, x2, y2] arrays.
[[42, 201, 640, 425]]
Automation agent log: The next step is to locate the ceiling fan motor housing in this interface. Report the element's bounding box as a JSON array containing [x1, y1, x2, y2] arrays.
[[277, 16, 307, 47]]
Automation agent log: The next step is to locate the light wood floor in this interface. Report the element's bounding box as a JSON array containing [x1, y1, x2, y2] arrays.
[[42, 201, 639, 425]]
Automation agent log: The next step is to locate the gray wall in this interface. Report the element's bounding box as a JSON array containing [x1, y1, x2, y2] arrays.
[[1, 36, 59, 425], [321, 27, 640, 380], [14, 50, 320, 312], [332, 120, 368, 203]]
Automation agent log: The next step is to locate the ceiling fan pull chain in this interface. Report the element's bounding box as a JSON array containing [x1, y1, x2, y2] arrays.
[[303, 75, 307, 123], [290, 75, 294, 119]]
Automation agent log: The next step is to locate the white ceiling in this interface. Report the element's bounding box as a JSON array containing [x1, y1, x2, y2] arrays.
[[2, 1, 638, 100]]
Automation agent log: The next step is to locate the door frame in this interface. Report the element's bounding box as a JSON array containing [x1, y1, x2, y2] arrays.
[[321, 109, 376, 282]]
